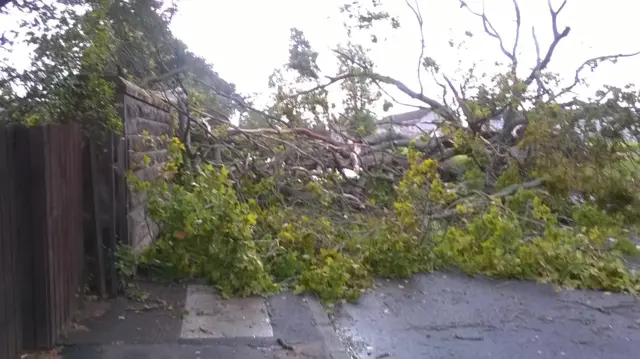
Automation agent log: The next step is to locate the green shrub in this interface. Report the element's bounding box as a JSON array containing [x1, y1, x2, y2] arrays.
[[120, 139, 640, 304]]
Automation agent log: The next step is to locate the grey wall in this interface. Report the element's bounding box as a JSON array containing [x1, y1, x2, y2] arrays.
[[117, 78, 184, 250]]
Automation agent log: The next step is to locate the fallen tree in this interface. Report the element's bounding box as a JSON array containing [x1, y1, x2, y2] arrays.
[[142, 0, 639, 214], [119, 0, 640, 302], [4, 0, 640, 302]]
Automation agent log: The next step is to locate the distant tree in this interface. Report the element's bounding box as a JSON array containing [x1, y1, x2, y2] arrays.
[[0, 0, 239, 130]]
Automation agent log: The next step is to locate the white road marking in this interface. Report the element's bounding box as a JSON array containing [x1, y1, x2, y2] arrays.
[[179, 285, 273, 339]]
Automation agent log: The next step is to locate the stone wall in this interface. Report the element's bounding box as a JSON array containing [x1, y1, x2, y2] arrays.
[[117, 78, 184, 250]]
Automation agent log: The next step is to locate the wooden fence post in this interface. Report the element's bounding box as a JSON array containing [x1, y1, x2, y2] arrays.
[[0, 126, 23, 359]]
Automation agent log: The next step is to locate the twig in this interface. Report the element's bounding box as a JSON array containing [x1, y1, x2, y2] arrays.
[[404, 0, 426, 95], [553, 51, 640, 100], [454, 334, 484, 341], [459, 0, 518, 65]]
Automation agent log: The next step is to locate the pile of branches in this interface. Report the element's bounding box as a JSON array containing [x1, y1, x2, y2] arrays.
[[154, 91, 536, 217]]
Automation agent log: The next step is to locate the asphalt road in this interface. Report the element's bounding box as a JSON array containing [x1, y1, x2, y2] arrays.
[[59, 282, 348, 359], [332, 272, 640, 359], [56, 275, 640, 359]]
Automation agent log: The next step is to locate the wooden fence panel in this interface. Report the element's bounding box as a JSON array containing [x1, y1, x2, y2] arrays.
[[13, 125, 33, 355], [0, 123, 85, 354], [0, 126, 22, 359], [24, 125, 52, 348]]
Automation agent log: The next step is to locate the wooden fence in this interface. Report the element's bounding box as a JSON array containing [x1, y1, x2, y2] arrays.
[[0, 124, 85, 358]]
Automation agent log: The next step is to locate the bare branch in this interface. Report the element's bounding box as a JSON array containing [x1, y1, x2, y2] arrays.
[[227, 127, 345, 149], [432, 178, 544, 220], [443, 74, 474, 124], [140, 65, 189, 87], [555, 51, 640, 99], [531, 26, 550, 98], [404, 0, 426, 95], [372, 81, 427, 111], [331, 48, 460, 123], [550, 0, 568, 37], [523, 0, 571, 86], [459, 0, 517, 65], [511, 0, 521, 63], [370, 74, 461, 124], [491, 178, 544, 198]]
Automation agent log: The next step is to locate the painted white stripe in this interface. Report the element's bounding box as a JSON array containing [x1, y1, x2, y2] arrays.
[[179, 285, 274, 339]]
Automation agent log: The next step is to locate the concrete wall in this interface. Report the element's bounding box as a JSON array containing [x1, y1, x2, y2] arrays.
[[117, 78, 184, 250]]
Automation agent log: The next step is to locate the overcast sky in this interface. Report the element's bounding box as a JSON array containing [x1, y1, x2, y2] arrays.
[[170, 0, 640, 115], [2, 0, 638, 118]]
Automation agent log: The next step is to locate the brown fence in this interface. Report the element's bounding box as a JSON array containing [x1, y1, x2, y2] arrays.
[[0, 124, 85, 357], [0, 126, 23, 359]]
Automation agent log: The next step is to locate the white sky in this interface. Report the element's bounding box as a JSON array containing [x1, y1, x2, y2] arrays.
[[170, 0, 640, 116]]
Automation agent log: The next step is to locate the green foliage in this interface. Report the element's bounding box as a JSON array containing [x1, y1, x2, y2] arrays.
[[523, 104, 640, 220], [1, 0, 239, 129], [495, 163, 522, 190], [115, 244, 140, 290], [335, 43, 381, 137], [138, 165, 278, 298], [610, 238, 640, 257], [363, 219, 434, 277], [434, 200, 639, 293], [464, 165, 485, 190], [368, 177, 395, 207], [127, 137, 640, 304], [296, 248, 370, 303], [1, 0, 121, 132]]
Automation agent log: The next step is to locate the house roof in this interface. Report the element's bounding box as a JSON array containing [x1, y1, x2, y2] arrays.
[[380, 108, 432, 125]]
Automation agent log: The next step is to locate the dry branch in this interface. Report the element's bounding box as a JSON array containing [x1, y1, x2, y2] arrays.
[[432, 178, 545, 220], [523, 0, 570, 87], [554, 51, 640, 100], [459, 0, 520, 65]]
